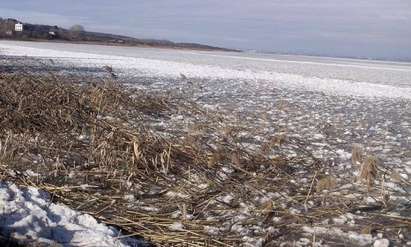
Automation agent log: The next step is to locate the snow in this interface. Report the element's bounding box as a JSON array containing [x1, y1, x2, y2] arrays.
[[23, 169, 40, 177], [373, 239, 390, 247], [168, 222, 184, 231], [1, 41, 411, 100], [0, 182, 144, 247], [218, 194, 234, 204], [302, 226, 373, 246], [336, 149, 351, 160]]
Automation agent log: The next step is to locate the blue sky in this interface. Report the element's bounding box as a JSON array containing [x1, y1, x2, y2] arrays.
[[1, 0, 411, 60]]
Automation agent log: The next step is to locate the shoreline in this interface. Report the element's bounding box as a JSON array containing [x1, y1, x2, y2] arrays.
[[0, 37, 240, 52]]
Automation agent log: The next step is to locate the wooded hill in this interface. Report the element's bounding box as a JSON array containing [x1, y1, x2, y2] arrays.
[[0, 18, 237, 51]]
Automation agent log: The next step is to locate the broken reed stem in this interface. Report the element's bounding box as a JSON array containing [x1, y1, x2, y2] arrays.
[[304, 170, 318, 211]]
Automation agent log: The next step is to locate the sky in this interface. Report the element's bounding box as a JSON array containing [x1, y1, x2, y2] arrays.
[[1, 0, 411, 60]]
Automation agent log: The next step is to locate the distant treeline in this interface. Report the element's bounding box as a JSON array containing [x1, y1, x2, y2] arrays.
[[0, 17, 238, 51]]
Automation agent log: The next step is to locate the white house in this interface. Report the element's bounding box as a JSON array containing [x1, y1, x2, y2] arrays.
[[15, 23, 23, 32]]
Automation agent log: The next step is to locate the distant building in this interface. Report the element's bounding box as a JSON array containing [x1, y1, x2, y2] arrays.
[[15, 23, 23, 32]]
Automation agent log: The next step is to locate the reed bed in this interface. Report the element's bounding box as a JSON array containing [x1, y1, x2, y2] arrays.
[[0, 71, 409, 246]]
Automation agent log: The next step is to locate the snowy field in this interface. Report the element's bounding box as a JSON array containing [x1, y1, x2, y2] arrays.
[[0, 40, 410, 246]]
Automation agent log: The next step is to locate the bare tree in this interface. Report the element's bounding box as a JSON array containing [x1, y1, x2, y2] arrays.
[[69, 24, 85, 32]]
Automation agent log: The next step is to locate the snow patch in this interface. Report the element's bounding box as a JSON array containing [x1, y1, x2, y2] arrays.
[[302, 226, 373, 246], [0, 181, 144, 247], [373, 239, 390, 247]]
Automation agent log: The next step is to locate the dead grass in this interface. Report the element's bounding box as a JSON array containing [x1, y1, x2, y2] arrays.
[[351, 144, 364, 166], [358, 155, 379, 189], [0, 71, 409, 246]]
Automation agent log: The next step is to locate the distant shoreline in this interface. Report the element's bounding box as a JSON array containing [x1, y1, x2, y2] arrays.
[[0, 37, 240, 52]]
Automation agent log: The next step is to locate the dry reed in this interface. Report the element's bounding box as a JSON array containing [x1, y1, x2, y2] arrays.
[[0, 70, 408, 246]]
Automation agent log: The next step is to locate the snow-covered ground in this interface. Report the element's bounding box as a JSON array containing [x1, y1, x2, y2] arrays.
[[0, 41, 410, 246], [0, 182, 144, 247], [1, 40, 411, 99]]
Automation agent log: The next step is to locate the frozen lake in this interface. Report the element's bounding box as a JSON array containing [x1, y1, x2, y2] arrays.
[[1, 40, 411, 96]]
